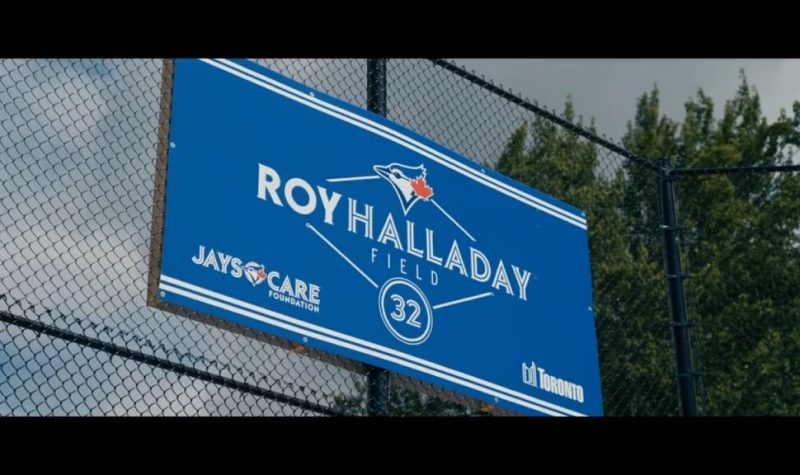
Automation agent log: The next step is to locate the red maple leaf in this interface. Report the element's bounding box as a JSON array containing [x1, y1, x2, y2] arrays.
[[257, 270, 267, 280], [410, 176, 434, 200]]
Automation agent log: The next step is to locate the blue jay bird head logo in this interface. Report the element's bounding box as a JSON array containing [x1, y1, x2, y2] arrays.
[[373, 163, 434, 215], [242, 261, 267, 286]]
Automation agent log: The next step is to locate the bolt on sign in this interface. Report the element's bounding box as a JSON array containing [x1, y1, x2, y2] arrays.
[[147, 59, 603, 416]]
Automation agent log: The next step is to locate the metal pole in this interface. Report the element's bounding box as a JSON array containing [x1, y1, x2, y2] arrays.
[[657, 158, 698, 416], [367, 58, 387, 116], [366, 58, 389, 416]]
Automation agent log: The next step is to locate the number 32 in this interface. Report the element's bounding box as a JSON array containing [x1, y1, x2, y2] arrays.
[[389, 294, 422, 328]]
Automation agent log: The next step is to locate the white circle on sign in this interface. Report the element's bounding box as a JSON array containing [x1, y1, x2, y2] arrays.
[[378, 277, 433, 345]]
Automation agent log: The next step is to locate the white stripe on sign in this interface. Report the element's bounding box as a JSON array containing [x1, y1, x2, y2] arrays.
[[159, 274, 587, 417], [212, 58, 586, 228], [198, 58, 588, 230], [159, 281, 568, 416]]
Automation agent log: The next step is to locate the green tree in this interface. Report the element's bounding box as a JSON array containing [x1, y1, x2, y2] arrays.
[[496, 97, 675, 416], [494, 76, 800, 415], [612, 72, 799, 415], [334, 74, 800, 416], [663, 74, 800, 415]]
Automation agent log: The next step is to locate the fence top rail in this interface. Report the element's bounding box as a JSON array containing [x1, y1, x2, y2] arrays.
[[670, 164, 800, 177], [427, 58, 660, 173]]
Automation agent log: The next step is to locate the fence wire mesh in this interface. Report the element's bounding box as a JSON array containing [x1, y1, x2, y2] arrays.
[[2, 58, 794, 416], [675, 169, 800, 416]]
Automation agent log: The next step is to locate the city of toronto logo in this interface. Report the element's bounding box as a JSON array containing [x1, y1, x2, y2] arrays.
[[242, 261, 267, 286], [373, 163, 434, 215]]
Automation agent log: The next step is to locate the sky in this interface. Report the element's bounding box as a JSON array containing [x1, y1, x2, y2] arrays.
[[457, 59, 800, 141], [0, 59, 359, 415]]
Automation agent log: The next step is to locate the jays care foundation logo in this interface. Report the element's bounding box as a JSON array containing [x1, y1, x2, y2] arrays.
[[242, 262, 267, 286], [190, 245, 321, 313]]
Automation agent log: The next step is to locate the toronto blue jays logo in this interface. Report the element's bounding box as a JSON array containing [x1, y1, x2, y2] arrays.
[[242, 261, 267, 286], [372, 163, 434, 215], [326, 161, 474, 242]]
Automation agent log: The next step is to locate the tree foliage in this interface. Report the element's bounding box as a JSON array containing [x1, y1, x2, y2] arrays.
[[497, 75, 800, 415], [496, 97, 675, 416], [335, 74, 800, 416]]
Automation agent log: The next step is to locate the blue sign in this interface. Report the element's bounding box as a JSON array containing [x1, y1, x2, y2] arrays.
[[151, 58, 603, 416]]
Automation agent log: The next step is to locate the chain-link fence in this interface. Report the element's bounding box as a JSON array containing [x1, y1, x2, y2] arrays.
[[674, 167, 800, 416], [1, 58, 797, 416]]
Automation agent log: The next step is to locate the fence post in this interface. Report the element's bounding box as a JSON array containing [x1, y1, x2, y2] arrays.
[[366, 58, 389, 416], [656, 158, 698, 416]]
